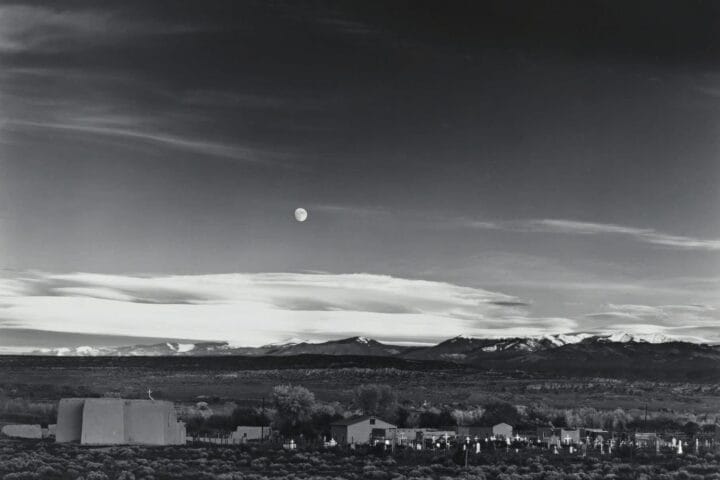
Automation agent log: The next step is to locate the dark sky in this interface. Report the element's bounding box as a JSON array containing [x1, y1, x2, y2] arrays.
[[0, 1, 718, 348]]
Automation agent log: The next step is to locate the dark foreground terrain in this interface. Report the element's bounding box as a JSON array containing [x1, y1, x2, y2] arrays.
[[1, 355, 719, 428], [1, 440, 719, 480]]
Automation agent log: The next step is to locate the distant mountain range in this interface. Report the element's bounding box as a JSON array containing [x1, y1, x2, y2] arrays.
[[28, 335, 417, 358], [25, 331, 708, 358], [23, 332, 720, 380]]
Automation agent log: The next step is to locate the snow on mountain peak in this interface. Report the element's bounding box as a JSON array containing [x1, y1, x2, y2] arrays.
[[75, 346, 99, 355], [605, 331, 672, 344], [540, 333, 593, 346]]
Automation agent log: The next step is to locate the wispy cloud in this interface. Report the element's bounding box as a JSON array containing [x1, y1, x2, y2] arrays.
[[311, 204, 391, 217], [0, 5, 110, 52], [4, 120, 289, 166], [0, 4, 202, 53], [461, 218, 720, 251]]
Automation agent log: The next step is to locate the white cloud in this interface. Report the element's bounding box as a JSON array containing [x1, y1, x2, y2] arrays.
[[0, 271, 576, 347], [584, 303, 720, 342], [1, 271, 716, 348]]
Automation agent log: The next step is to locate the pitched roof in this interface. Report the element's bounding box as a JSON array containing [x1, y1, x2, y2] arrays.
[[331, 415, 395, 427]]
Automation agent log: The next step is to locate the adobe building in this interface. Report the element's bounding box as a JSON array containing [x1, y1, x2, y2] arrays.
[[56, 398, 186, 445], [560, 428, 581, 445], [492, 423, 513, 439], [457, 426, 493, 439], [330, 415, 396, 445]]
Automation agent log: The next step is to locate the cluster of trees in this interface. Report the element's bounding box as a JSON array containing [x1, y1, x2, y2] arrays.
[[0, 396, 56, 425], [520, 404, 709, 433], [186, 405, 272, 433], [185, 384, 718, 437], [270, 384, 342, 437]]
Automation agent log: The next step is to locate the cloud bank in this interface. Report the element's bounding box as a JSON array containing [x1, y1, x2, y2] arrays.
[[0, 271, 717, 350], [0, 271, 577, 348], [585, 303, 718, 343]]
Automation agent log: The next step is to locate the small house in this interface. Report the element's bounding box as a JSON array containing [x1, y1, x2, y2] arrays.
[[330, 415, 396, 445], [493, 423, 513, 439], [560, 428, 581, 445], [457, 426, 493, 439]]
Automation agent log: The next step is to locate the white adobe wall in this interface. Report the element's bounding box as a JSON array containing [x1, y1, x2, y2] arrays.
[[1, 424, 42, 439], [81, 398, 125, 445], [125, 400, 173, 445], [57, 397, 185, 445], [56, 398, 85, 443]]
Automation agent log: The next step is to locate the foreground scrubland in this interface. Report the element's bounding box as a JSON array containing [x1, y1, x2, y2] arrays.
[[1, 441, 720, 480]]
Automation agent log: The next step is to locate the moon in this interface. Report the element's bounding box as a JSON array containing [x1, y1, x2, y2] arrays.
[[294, 207, 308, 222]]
